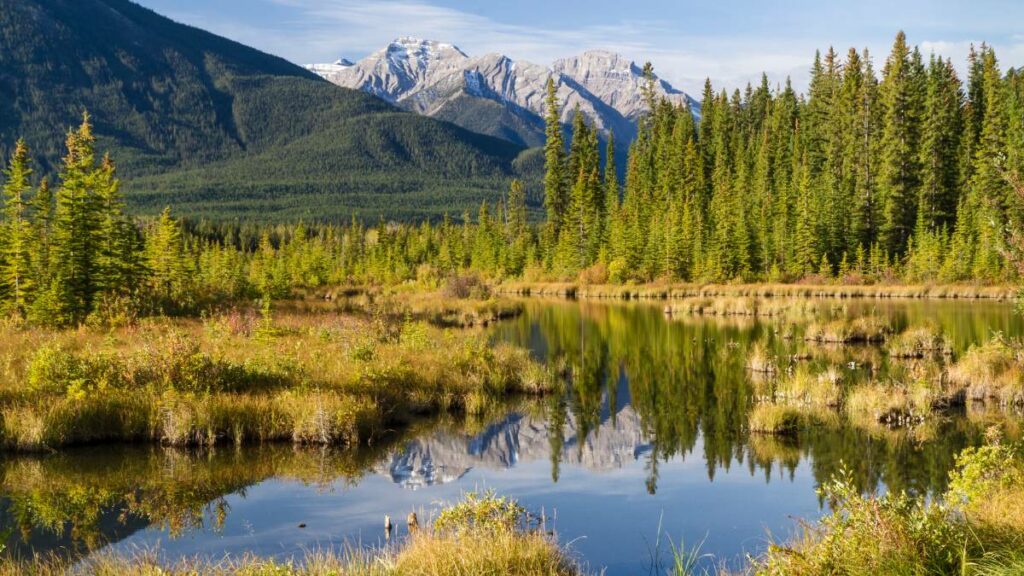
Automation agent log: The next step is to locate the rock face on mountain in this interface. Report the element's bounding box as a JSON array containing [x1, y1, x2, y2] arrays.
[[378, 403, 652, 489], [307, 39, 699, 147]]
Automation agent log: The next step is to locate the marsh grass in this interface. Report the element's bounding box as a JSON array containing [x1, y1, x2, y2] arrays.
[[844, 383, 934, 428], [0, 310, 554, 451], [887, 325, 953, 359], [746, 343, 779, 375], [775, 366, 844, 407], [804, 315, 891, 344], [327, 286, 525, 328], [748, 404, 816, 435], [947, 339, 1024, 406], [666, 297, 830, 320]]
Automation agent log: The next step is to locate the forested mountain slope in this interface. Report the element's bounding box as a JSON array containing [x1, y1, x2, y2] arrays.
[[0, 0, 538, 221]]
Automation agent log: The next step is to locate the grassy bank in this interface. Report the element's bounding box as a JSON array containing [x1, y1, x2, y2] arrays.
[[0, 307, 554, 452], [499, 282, 1018, 301], [0, 492, 583, 576], [755, 432, 1024, 576]]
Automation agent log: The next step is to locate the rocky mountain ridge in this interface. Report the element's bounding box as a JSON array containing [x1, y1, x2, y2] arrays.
[[307, 38, 700, 146]]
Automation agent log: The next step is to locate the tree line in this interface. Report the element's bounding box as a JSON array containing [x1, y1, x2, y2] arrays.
[[2, 32, 1023, 326], [539, 32, 1024, 283]]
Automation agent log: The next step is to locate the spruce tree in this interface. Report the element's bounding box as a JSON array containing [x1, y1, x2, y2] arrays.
[[29, 177, 53, 292], [147, 207, 188, 303], [878, 31, 923, 255], [966, 47, 1009, 280], [0, 140, 34, 314], [543, 77, 567, 257], [918, 56, 962, 230], [50, 114, 101, 322], [848, 49, 881, 251], [94, 153, 143, 296]]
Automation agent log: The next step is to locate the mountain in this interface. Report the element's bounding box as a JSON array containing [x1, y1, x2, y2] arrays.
[[308, 38, 700, 147], [378, 403, 650, 489], [0, 0, 538, 222]]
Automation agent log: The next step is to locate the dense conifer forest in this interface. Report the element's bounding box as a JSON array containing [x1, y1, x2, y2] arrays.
[[535, 34, 1024, 284], [1, 32, 1023, 325]]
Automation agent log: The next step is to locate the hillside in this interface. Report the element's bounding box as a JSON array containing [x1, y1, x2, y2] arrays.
[[0, 0, 538, 221]]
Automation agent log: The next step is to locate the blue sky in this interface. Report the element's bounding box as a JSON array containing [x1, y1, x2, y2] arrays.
[[136, 0, 1024, 94]]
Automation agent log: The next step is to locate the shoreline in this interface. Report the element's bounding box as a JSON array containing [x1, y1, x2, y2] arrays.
[[497, 281, 1019, 301]]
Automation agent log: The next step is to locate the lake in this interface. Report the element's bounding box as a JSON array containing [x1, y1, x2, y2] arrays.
[[2, 298, 1022, 574]]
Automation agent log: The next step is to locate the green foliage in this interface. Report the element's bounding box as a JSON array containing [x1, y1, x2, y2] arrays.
[[758, 435, 1024, 576], [947, 430, 1024, 506], [433, 490, 529, 535]]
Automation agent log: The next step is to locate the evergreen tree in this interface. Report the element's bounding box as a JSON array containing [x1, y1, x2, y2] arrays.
[[878, 32, 924, 255], [966, 47, 1009, 280], [918, 56, 962, 230], [0, 140, 34, 313], [147, 207, 188, 303], [543, 77, 567, 257], [29, 177, 53, 292], [93, 153, 143, 296], [49, 114, 101, 321]]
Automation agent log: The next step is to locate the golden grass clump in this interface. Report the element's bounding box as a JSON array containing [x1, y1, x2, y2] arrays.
[[844, 383, 934, 428], [746, 343, 779, 375], [887, 325, 953, 359], [947, 339, 1024, 406], [774, 366, 844, 407], [748, 404, 811, 435], [756, 433, 1024, 576], [804, 315, 891, 344]]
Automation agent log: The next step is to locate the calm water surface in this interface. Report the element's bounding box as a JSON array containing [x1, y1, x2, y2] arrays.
[[2, 299, 1022, 573]]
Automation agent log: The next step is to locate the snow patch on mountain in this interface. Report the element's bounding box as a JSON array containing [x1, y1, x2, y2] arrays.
[[307, 38, 699, 143]]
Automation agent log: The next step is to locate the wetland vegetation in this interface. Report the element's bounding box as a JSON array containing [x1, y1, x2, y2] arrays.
[[0, 297, 1023, 574], [2, 27, 1024, 575]]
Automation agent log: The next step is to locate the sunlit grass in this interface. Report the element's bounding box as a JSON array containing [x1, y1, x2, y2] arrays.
[[947, 339, 1024, 406], [886, 325, 953, 359], [755, 434, 1024, 576], [0, 309, 555, 451], [804, 315, 891, 344]]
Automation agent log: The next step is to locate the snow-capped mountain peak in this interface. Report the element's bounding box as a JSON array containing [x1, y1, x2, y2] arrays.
[[306, 39, 698, 146]]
